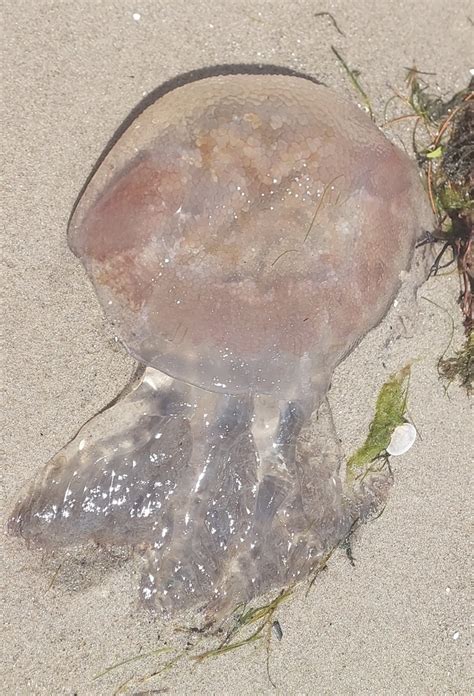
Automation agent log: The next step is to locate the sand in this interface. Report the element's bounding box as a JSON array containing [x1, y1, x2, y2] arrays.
[[1, 1, 472, 694]]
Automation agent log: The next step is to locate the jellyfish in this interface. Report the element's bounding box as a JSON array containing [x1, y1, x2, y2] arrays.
[[8, 75, 433, 619]]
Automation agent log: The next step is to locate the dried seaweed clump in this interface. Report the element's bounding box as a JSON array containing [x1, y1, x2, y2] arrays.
[[391, 71, 473, 393], [438, 327, 473, 395]]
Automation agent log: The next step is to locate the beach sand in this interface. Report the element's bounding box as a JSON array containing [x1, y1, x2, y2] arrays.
[[1, 1, 471, 694]]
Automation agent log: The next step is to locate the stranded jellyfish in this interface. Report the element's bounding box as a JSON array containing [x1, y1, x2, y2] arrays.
[[8, 75, 433, 618]]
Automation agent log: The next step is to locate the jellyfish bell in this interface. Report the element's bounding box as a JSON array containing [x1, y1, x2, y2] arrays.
[[9, 74, 434, 618], [68, 75, 431, 400]]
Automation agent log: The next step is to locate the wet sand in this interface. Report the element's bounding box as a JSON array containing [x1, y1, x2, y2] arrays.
[[1, 1, 471, 694]]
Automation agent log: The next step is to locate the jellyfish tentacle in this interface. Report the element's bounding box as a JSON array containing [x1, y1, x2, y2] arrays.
[[258, 401, 345, 586], [7, 371, 195, 549], [203, 397, 349, 615], [149, 393, 256, 612]]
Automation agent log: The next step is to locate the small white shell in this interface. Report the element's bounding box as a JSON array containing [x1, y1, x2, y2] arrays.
[[386, 422, 417, 456]]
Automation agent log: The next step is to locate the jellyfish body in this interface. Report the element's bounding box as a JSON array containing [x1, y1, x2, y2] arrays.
[[8, 75, 433, 618]]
